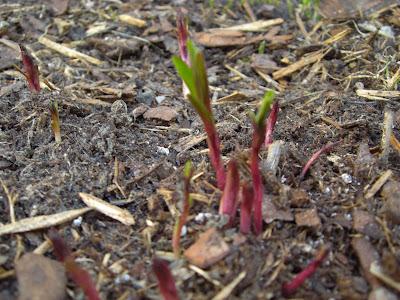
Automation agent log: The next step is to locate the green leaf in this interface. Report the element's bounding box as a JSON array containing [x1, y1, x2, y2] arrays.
[[172, 55, 196, 99], [255, 90, 275, 126], [183, 160, 192, 179]]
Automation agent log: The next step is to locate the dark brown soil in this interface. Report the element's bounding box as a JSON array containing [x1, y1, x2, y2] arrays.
[[0, 0, 400, 299]]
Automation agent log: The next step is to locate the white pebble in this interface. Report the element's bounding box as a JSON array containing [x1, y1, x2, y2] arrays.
[[72, 216, 83, 227], [157, 146, 170, 155], [155, 95, 166, 104], [180, 225, 187, 237], [341, 173, 352, 184]]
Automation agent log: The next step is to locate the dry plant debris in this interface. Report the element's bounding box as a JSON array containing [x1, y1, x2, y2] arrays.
[[0, 0, 400, 299]]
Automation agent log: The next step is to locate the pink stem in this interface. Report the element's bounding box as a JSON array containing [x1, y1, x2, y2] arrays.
[[240, 182, 254, 234], [219, 160, 239, 223], [205, 123, 226, 190], [152, 258, 180, 300], [299, 141, 340, 181], [264, 101, 279, 147], [282, 246, 329, 297]]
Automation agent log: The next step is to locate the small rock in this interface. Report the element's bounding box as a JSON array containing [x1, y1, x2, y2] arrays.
[[184, 227, 230, 269], [251, 54, 278, 74], [263, 196, 293, 224], [355, 143, 375, 179], [341, 173, 352, 184], [369, 287, 398, 300], [295, 208, 321, 228], [381, 181, 400, 224], [143, 106, 178, 122], [352, 210, 382, 239], [132, 103, 149, 119], [155, 95, 166, 104], [16, 253, 66, 300], [136, 88, 154, 105]]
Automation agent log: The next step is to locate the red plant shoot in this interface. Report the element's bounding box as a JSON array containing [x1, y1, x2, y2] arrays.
[[264, 100, 279, 148], [250, 90, 275, 235], [176, 9, 189, 65], [152, 258, 180, 300], [282, 245, 330, 297], [219, 159, 240, 224], [172, 161, 193, 257], [240, 181, 254, 234], [299, 141, 340, 181], [19, 44, 40, 93], [173, 41, 226, 190], [48, 229, 100, 300]]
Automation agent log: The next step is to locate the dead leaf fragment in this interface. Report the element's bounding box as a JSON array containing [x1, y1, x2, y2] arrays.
[[143, 106, 178, 122], [79, 192, 135, 225], [263, 196, 293, 224], [16, 253, 66, 300], [251, 54, 278, 74], [184, 227, 230, 269], [118, 14, 146, 28], [295, 208, 321, 228]]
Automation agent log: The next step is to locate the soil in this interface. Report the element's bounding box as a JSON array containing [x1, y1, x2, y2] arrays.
[[0, 0, 400, 299]]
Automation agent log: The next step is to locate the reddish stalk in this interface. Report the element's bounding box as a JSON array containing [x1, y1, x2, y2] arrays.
[[299, 141, 340, 181], [152, 258, 180, 300], [264, 100, 279, 148], [240, 181, 254, 234], [250, 91, 275, 235], [48, 229, 100, 300], [172, 161, 193, 257], [282, 245, 330, 297], [219, 159, 240, 224], [176, 9, 189, 65], [19, 44, 40, 93], [205, 122, 226, 190]]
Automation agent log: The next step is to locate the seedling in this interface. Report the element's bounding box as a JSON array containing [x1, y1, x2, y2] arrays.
[[152, 258, 180, 300], [173, 40, 226, 190], [299, 141, 340, 181], [282, 245, 329, 297], [176, 9, 190, 99], [172, 161, 193, 257], [240, 181, 254, 234], [264, 100, 279, 148], [50, 100, 61, 143], [219, 159, 239, 224], [19, 44, 40, 93], [48, 229, 100, 300], [249, 90, 275, 235]]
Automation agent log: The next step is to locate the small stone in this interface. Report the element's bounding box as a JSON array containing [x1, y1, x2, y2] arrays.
[[289, 188, 309, 207], [155, 95, 166, 104], [143, 106, 178, 122], [184, 227, 230, 269], [72, 216, 82, 227], [16, 253, 66, 300], [341, 173, 352, 184], [136, 88, 154, 105], [157, 146, 170, 155], [295, 208, 321, 228], [132, 103, 149, 119], [352, 210, 382, 239]]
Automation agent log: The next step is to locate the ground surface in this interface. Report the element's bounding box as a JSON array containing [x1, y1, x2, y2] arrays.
[[0, 0, 400, 299]]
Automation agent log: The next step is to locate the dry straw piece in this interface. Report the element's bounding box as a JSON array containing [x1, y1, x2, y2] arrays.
[[79, 192, 135, 225], [0, 208, 92, 236], [118, 14, 146, 28]]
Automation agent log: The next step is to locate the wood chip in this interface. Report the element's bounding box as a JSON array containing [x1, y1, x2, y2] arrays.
[[38, 36, 103, 65], [365, 170, 392, 199], [184, 227, 230, 269], [381, 181, 400, 224], [217, 18, 283, 32], [295, 208, 322, 228], [79, 192, 135, 225], [143, 106, 178, 122], [16, 253, 66, 300], [352, 210, 382, 239], [0, 208, 91, 236], [351, 236, 381, 288], [118, 14, 146, 28], [273, 49, 328, 80], [263, 196, 293, 224], [381, 110, 394, 162]]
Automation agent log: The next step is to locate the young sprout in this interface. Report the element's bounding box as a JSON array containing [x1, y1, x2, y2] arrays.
[[249, 90, 275, 235], [176, 9, 190, 99], [173, 41, 226, 190], [172, 161, 193, 257], [282, 245, 330, 297], [152, 258, 180, 300], [19, 44, 40, 93], [299, 141, 340, 181], [219, 159, 239, 225], [48, 229, 100, 300], [50, 100, 61, 143], [240, 181, 254, 234], [264, 100, 279, 148]]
